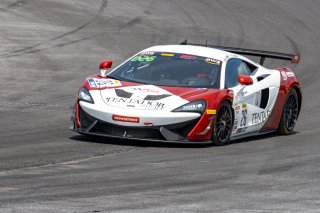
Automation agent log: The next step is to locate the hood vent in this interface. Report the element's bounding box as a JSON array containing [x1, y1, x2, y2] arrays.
[[144, 94, 171, 101], [115, 89, 133, 98], [115, 88, 171, 101]]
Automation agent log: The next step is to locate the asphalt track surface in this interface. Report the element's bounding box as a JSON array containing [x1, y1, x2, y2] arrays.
[[0, 0, 320, 212]]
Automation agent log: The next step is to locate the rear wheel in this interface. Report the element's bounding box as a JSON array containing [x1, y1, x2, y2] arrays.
[[212, 101, 233, 145], [278, 89, 299, 135]]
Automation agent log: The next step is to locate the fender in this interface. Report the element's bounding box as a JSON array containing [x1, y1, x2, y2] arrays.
[[262, 68, 301, 131], [187, 89, 233, 141]]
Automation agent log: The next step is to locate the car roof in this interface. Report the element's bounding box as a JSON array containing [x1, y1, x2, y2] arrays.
[[143, 45, 231, 61], [143, 45, 260, 67]]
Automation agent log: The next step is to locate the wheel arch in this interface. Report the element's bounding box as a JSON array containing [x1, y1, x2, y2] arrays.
[[223, 98, 234, 122], [186, 90, 233, 142], [224, 98, 233, 106], [211, 98, 234, 145], [291, 85, 302, 117], [262, 68, 302, 131]]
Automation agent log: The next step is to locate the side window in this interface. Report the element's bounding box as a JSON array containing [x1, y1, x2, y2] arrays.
[[225, 58, 241, 88], [246, 62, 258, 75], [238, 62, 251, 76], [225, 58, 257, 88]]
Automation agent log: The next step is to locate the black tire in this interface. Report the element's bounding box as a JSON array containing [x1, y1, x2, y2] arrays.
[[212, 101, 233, 145], [278, 89, 299, 135]]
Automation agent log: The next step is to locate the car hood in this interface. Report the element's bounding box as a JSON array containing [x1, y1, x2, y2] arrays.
[[97, 80, 217, 111]]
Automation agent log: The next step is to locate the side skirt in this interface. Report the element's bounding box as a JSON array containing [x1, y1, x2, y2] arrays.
[[230, 129, 277, 141]]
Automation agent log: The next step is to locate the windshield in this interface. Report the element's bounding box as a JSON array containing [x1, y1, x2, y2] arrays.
[[109, 51, 222, 88]]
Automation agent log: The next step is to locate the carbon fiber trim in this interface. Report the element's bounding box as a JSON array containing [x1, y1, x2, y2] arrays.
[[70, 127, 212, 145]]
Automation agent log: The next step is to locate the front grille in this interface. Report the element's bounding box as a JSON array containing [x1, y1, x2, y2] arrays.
[[79, 107, 95, 129], [170, 119, 200, 138], [79, 106, 200, 141], [92, 122, 165, 140]]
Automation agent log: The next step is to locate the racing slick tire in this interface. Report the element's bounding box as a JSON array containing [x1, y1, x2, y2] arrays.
[[277, 89, 299, 135], [212, 101, 233, 146]]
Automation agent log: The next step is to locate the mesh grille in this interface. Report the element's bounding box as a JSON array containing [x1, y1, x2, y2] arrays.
[[92, 122, 165, 140]]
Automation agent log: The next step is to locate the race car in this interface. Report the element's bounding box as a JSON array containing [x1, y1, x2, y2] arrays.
[[71, 41, 302, 145]]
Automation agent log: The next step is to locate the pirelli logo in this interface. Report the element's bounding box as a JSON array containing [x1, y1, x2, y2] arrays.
[[112, 115, 140, 123]]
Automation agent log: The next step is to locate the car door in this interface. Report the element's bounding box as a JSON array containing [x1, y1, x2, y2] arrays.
[[224, 58, 275, 137]]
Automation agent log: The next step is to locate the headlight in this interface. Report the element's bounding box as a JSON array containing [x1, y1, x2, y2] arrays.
[[78, 87, 94, 104], [172, 100, 206, 114]]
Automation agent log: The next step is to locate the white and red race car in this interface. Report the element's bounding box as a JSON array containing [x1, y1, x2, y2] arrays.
[[71, 41, 302, 145]]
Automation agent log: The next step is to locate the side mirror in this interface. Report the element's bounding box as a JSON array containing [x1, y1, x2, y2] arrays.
[[99, 60, 113, 77], [238, 75, 253, 85]]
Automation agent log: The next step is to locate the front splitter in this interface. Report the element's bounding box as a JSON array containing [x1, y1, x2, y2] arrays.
[[70, 127, 212, 145]]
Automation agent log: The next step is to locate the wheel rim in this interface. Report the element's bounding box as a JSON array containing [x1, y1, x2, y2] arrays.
[[285, 93, 298, 131], [215, 104, 232, 142]]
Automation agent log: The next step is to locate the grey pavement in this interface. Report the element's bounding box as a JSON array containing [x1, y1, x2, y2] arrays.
[[0, 0, 320, 212]]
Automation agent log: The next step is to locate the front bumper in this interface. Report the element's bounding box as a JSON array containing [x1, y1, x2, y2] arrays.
[[70, 106, 212, 144]]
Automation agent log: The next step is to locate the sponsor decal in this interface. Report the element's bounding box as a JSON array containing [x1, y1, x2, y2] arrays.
[[87, 79, 97, 88], [132, 87, 162, 94], [105, 97, 165, 110], [236, 127, 247, 134], [112, 115, 140, 123], [131, 55, 157, 62], [140, 51, 154, 56], [122, 86, 172, 98], [233, 103, 248, 132], [233, 119, 238, 131], [205, 58, 221, 65], [281, 71, 287, 80], [180, 55, 197, 59], [252, 110, 272, 124], [206, 109, 216, 115], [95, 79, 122, 87], [161, 53, 174, 57], [241, 91, 248, 96], [286, 71, 295, 77], [240, 109, 247, 127]]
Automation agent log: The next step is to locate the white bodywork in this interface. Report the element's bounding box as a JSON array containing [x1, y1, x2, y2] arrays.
[[80, 84, 200, 127], [229, 68, 280, 138], [81, 45, 282, 137]]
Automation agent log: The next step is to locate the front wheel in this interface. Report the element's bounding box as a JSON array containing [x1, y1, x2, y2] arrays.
[[212, 101, 233, 146], [277, 89, 299, 135]]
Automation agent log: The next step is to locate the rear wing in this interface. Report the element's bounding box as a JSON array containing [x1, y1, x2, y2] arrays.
[[180, 40, 300, 65]]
